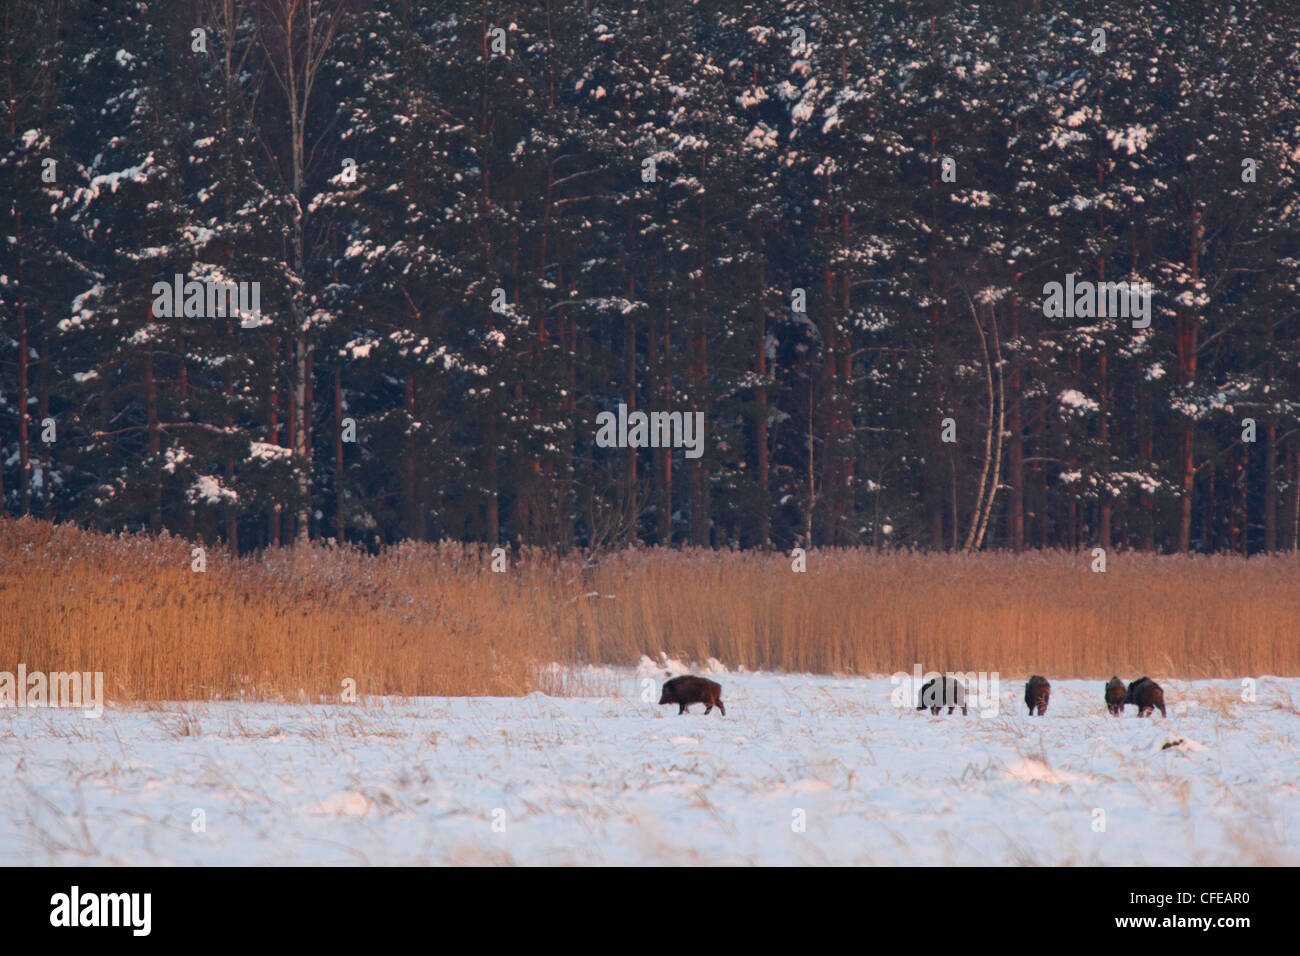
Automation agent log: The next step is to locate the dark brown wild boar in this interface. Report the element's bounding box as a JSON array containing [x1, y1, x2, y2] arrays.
[[916, 676, 968, 715], [658, 676, 725, 716], [1124, 676, 1166, 717], [1105, 676, 1125, 715], [1024, 675, 1050, 716]]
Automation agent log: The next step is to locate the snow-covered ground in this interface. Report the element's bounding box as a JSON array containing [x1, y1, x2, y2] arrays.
[[3, 664, 1297, 865]]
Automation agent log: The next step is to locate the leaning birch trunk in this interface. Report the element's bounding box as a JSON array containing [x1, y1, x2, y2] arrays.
[[973, 299, 1005, 550], [962, 293, 995, 552]]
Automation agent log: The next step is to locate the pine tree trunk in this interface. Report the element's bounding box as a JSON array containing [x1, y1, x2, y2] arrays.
[[146, 345, 162, 531], [486, 416, 499, 544], [335, 365, 344, 542], [624, 297, 636, 514], [807, 376, 816, 548], [37, 331, 51, 514], [928, 319, 944, 549], [1138, 384, 1155, 551], [1176, 208, 1201, 552], [404, 373, 419, 541], [268, 338, 281, 547], [690, 317, 707, 546], [17, 298, 29, 516], [1290, 444, 1300, 551], [659, 314, 672, 545], [1264, 420, 1277, 552], [1007, 297, 1024, 551], [225, 333, 238, 552], [1264, 337, 1277, 551], [1203, 458, 1215, 552], [754, 245, 770, 548], [1098, 351, 1111, 550], [1239, 445, 1248, 556]]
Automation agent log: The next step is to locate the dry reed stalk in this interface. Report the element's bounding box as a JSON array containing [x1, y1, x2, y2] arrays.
[[3, 518, 1297, 701]]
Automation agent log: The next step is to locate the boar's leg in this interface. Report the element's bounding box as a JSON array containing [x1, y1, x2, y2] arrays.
[[678, 702, 688, 714]]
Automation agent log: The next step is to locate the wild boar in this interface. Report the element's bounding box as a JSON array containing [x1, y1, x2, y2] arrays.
[[658, 675, 725, 716], [1104, 676, 1125, 716], [1024, 675, 1050, 716], [1124, 676, 1166, 718], [916, 676, 968, 715]]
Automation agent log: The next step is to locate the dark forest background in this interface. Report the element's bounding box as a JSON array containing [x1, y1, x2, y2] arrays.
[[3, 0, 1299, 554]]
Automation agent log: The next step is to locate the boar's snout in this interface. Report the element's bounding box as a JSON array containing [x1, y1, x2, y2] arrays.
[[1104, 676, 1126, 716], [1024, 675, 1050, 716]]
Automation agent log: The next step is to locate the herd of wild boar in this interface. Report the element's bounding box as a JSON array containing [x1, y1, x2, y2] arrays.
[[1006, 674, 1166, 718], [659, 673, 1168, 718], [904, 673, 1166, 718]]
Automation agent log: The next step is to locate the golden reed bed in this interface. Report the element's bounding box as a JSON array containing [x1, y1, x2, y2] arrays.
[[2, 518, 1298, 701]]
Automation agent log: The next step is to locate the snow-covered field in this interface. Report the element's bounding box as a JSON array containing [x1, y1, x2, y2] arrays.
[[3, 664, 1297, 866]]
